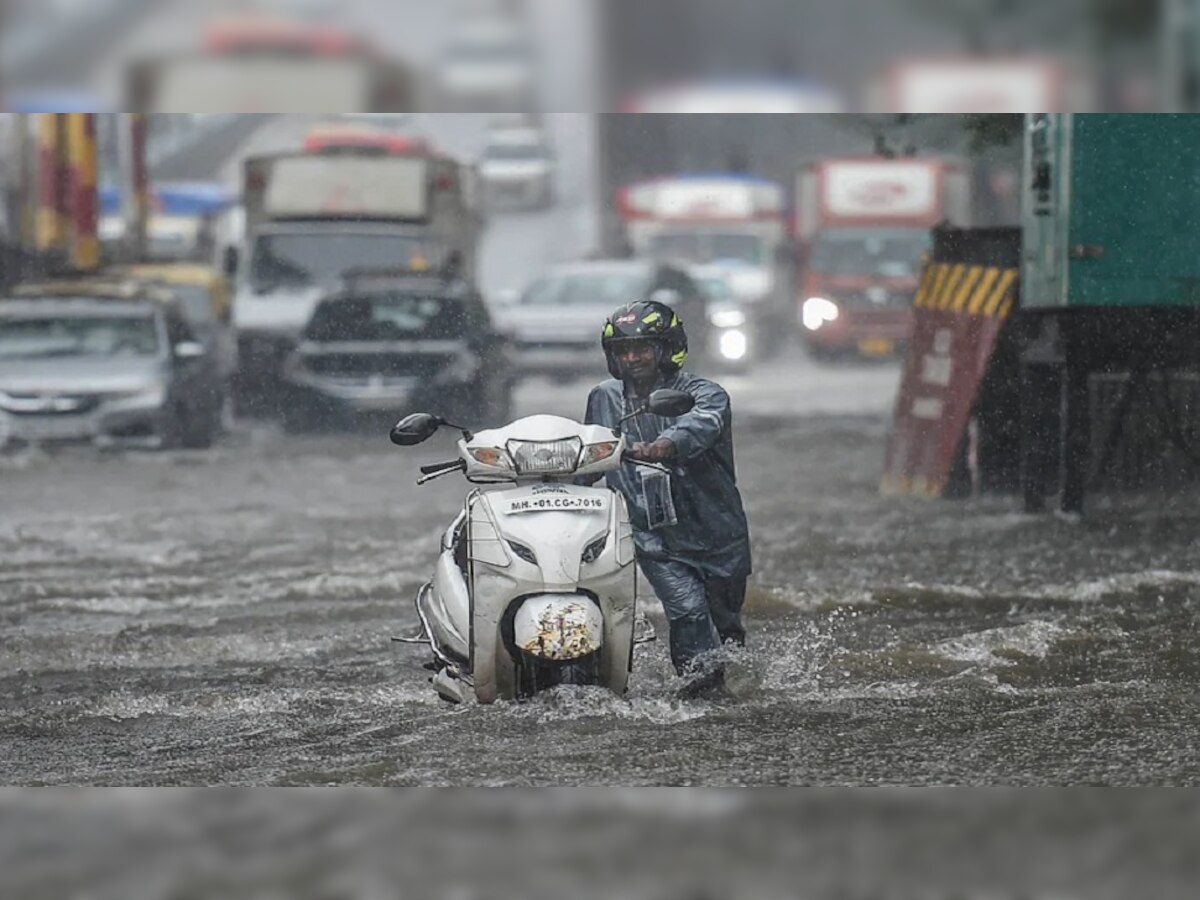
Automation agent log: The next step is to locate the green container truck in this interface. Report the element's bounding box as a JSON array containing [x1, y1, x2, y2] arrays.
[[1022, 113, 1200, 310], [1018, 113, 1200, 514]]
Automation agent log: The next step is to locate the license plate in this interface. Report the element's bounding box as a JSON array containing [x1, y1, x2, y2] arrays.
[[504, 495, 606, 514], [858, 338, 895, 356], [12, 415, 94, 441]]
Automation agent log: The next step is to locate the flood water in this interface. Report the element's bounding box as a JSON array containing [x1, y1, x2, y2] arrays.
[[4, 362, 1199, 786]]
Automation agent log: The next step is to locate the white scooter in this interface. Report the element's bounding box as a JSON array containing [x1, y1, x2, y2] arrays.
[[390, 389, 694, 704]]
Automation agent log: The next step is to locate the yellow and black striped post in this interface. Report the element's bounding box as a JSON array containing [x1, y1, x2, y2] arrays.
[[912, 262, 1018, 321], [65, 112, 100, 271]]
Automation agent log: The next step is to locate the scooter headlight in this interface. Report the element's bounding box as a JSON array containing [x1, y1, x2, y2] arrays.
[[506, 437, 584, 475]]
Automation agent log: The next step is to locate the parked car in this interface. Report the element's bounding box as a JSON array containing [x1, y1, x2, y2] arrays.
[[478, 125, 555, 210], [0, 278, 224, 449], [280, 273, 515, 433], [110, 262, 236, 429], [493, 259, 711, 381]]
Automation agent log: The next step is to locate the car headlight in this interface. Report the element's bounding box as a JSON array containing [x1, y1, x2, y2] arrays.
[[124, 384, 168, 406], [506, 437, 584, 476], [802, 297, 840, 331], [709, 308, 746, 329], [719, 329, 748, 361]]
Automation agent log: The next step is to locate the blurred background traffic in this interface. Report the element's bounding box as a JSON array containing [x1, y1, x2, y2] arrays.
[[1, 0, 1196, 113]]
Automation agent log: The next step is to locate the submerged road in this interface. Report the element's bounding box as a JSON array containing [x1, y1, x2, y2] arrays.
[[4, 351, 1200, 786]]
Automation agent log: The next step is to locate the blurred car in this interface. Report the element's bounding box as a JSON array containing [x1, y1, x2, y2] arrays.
[[690, 268, 752, 373], [280, 273, 515, 433], [478, 126, 555, 210], [494, 259, 711, 381], [0, 280, 223, 449], [437, 16, 537, 112], [109, 262, 237, 428]]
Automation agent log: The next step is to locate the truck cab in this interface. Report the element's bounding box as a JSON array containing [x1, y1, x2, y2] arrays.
[[231, 137, 480, 412], [616, 173, 791, 355], [795, 157, 969, 359]]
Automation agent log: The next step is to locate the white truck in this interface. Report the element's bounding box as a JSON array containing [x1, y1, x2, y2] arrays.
[[230, 142, 481, 409], [615, 173, 792, 353]]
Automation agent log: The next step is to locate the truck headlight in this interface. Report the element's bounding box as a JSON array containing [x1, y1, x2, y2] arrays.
[[802, 297, 840, 331]]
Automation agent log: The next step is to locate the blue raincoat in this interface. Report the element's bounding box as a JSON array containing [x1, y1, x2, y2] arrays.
[[583, 370, 752, 671]]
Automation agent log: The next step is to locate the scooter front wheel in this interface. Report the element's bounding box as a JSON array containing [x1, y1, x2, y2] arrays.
[[516, 651, 601, 697]]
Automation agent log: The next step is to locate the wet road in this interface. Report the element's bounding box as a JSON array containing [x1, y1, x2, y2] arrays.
[[4, 353, 1200, 785]]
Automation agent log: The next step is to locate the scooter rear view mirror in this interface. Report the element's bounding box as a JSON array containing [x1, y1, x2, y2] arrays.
[[646, 388, 695, 418], [614, 389, 695, 432], [390, 413, 443, 446]]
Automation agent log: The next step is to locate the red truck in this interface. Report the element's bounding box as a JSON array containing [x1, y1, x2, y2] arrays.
[[794, 156, 970, 358]]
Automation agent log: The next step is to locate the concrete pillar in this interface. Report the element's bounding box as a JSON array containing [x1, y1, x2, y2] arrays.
[[117, 113, 150, 260]]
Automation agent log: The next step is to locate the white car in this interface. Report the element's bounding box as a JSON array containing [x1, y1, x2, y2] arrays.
[[478, 127, 555, 210]]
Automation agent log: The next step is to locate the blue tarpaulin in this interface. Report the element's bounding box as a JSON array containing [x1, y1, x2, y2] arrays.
[[99, 182, 236, 218]]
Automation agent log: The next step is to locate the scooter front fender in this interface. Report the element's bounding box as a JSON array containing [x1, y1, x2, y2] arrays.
[[513, 594, 604, 661]]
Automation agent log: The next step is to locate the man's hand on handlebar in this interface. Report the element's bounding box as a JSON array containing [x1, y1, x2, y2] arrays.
[[628, 438, 676, 462]]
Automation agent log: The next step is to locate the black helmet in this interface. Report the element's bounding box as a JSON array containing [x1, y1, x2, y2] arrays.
[[601, 299, 688, 380]]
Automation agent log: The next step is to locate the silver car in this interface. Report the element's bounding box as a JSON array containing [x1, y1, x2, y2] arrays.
[[492, 259, 712, 382], [0, 284, 223, 449]]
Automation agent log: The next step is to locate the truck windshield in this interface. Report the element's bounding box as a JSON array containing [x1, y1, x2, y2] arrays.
[[808, 232, 931, 278], [648, 232, 765, 266], [249, 233, 437, 291]]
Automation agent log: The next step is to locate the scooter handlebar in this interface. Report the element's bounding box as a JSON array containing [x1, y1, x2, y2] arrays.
[[621, 450, 671, 473], [420, 459, 466, 476]]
